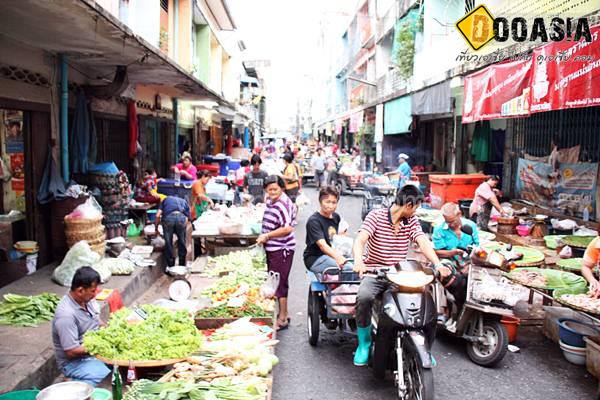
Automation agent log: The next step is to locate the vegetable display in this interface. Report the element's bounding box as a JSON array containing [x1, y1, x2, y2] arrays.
[[0, 292, 60, 327], [196, 303, 271, 319], [505, 267, 587, 291], [204, 250, 266, 278], [83, 305, 202, 361], [125, 378, 267, 400], [561, 235, 596, 249]]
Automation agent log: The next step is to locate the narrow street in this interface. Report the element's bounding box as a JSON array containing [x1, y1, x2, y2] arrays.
[[272, 187, 597, 400]]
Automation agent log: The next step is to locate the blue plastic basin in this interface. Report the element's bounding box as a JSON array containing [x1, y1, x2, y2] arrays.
[[558, 318, 600, 348]]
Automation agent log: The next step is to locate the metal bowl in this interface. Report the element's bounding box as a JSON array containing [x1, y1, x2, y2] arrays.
[[36, 381, 94, 400]]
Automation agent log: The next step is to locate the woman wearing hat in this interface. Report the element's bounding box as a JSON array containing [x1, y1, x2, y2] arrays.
[[386, 153, 412, 189]]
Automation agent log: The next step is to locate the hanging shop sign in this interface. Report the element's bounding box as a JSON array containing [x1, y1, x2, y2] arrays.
[[515, 158, 597, 219], [530, 25, 600, 112], [462, 58, 532, 123], [349, 111, 364, 133]]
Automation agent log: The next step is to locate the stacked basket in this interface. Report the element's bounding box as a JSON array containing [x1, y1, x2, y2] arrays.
[[64, 215, 106, 256]]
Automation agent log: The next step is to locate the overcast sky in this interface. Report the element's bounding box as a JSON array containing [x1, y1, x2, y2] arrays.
[[227, 0, 357, 131]]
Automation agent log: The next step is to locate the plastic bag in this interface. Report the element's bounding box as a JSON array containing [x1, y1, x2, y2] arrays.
[[296, 192, 310, 207], [94, 258, 135, 275], [332, 235, 353, 258], [331, 284, 358, 314], [151, 236, 165, 249], [559, 245, 573, 259], [52, 241, 105, 286], [259, 271, 280, 299], [66, 197, 103, 219]]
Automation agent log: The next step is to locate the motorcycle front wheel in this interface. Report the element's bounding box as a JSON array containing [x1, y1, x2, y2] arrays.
[[398, 339, 434, 400], [465, 319, 508, 367]]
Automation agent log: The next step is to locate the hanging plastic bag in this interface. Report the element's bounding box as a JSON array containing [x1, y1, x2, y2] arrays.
[[259, 271, 280, 299], [0, 157, 11, 182], [331, 284, 358, 314], [296, 192, 310, 207], [332, 235, 354, 258], [66, 197, 103, 220]]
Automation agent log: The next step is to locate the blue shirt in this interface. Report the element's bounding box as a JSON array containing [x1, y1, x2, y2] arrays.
[[432, 218, 480, 252], [159, 196, 191, 220], [396, 162, 412, 188]]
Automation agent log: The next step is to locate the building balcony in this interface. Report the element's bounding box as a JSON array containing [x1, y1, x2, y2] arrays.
[[376, 68, 407, 99]]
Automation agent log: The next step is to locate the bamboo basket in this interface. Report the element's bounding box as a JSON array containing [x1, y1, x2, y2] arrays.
[[65, 226, 105, 242], [64, 215, 103, 232]]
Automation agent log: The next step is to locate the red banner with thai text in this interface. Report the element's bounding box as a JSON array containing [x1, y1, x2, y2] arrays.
[[462, 58, 533, 123], [530, 25, 600, 112]]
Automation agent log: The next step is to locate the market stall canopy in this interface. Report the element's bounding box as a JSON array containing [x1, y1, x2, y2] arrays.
[[0, 0, 229, 105], [412, 80, 452, 115]]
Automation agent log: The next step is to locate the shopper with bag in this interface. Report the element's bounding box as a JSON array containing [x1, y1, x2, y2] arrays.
[[281, 153, 300, 203], [256, 175, 297, 331]]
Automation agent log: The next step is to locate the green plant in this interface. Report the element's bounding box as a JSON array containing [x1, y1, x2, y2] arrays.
[[159, 29, 169, 51], [355, 123, 375, 157], [393, 11, 423, 79]]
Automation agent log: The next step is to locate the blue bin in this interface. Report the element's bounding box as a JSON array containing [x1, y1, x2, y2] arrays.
[[227, 159, 241, 172], [0, 390, 40, 400], [147, 209, 157, 223]]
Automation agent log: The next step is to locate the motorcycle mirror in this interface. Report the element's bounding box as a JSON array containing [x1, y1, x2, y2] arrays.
[[461, 224, 474, 236]]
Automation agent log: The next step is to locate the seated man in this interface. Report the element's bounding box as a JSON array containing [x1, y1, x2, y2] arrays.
[[304, 186, 352, 274], [52, 267, 110, 387], [582, 234, 600, 298], [432, 202, 480, 317]]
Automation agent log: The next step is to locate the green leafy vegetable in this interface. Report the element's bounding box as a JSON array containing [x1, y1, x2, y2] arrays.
[[196, 303, 271, 319], [124, 378, 267, 400], [0, 292, 60, 327], [83, 305, 202, 361]]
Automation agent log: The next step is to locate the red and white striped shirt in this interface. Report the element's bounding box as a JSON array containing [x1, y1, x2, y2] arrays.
[[359, 208, 424, 266]]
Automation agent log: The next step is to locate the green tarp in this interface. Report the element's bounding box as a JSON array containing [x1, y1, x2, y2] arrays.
[[384, 95, 412, 135]]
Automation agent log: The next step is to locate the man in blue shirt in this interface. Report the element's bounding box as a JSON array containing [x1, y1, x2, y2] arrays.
[[432, 202, 480, 322], [386, 153, 412, 189], [155, 196, 191, 267]]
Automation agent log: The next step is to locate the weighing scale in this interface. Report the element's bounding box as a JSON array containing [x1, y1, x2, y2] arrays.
[[166, 266, 192, 301]]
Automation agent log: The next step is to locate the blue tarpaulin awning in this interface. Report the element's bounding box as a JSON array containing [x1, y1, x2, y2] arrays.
[[384, 95, 412, 135]]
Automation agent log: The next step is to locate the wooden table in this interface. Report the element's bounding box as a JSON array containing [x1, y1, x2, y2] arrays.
[[192, 232, 259, 256], [128, 203, 157, 226]]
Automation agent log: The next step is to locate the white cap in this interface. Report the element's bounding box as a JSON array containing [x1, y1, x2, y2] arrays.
[[398, 153, 409, 160]]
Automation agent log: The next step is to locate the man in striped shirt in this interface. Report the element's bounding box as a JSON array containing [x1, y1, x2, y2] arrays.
[[351, 185, 450, 366]]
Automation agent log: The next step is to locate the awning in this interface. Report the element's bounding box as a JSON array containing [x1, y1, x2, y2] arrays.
[[241, 75, 259, 86], [0, 0, 228, 105], [412, 80, 452, 115], [384, 95, 412, 135]]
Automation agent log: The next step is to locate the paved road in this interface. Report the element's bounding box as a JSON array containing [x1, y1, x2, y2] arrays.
[[271, 187, 598, 400]]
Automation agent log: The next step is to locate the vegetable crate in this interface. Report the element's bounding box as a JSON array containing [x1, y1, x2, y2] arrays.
[[195, 316, 274, 330]]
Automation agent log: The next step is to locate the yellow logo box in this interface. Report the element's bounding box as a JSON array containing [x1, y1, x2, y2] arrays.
[[456, 5, 495, 51]]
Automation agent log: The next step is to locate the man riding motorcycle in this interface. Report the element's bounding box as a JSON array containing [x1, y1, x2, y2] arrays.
[[432, 202, 479, 324], [352, 185, 450, 366]]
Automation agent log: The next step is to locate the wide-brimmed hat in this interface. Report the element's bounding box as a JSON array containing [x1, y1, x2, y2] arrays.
[[398, 153, 409, 160]]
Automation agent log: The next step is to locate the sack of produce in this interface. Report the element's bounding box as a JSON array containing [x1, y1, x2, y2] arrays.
[[53, 241, 106, 286]]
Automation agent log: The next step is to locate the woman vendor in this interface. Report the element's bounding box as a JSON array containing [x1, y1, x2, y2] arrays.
[[469, 175, 505, 230], [171, 155, 197, 180], [304, 186, 351, 274], [582, 234, 600, 298], [256, 175, 297, 330], [191, 170, 214, 218], [281, 153, 300, 203]]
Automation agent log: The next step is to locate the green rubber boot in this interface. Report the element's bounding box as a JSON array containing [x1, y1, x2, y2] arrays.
[[353, 325, 372, 366]]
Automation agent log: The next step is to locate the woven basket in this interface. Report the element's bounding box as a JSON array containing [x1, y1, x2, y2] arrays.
[[65, 226, 105, 242], [67, 233, 106, 248], [65, 215, 103, 229]]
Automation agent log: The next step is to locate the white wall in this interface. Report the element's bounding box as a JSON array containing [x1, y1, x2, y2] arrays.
[[132, 0, 161, 47], [412, 0, 463, 86]]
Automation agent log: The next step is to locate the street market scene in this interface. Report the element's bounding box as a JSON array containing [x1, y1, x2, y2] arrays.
[[0, 0, 600, 399]]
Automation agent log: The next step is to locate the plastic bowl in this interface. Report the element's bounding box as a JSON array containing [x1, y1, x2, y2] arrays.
[[558, 318, 600, 347], [92, 388, 112, 400], [516, 225, 531, 236], [559, 340, 586, 365]]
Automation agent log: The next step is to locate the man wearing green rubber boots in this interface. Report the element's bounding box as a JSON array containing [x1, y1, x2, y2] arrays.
[[352, 185, 449, 366]]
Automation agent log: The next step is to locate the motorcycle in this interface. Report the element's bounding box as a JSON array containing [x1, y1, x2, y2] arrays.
[[368, 260, 438, 400], [435, 224, 521, 367]]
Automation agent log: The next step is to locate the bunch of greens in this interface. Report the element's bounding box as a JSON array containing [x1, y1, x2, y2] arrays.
[[0, 293, 60, 327], [83, 305, 202, 361], [196, 303, 271, 319], [124, 378, 266, 400], [201, 272, 267, 298], [205, 250, 266, 278]]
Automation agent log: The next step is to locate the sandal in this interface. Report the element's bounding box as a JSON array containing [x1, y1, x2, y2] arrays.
[[277, 322, 289, 331]]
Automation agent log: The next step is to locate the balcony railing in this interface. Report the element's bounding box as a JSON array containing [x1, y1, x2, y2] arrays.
[[376, 69, 407, 99]]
